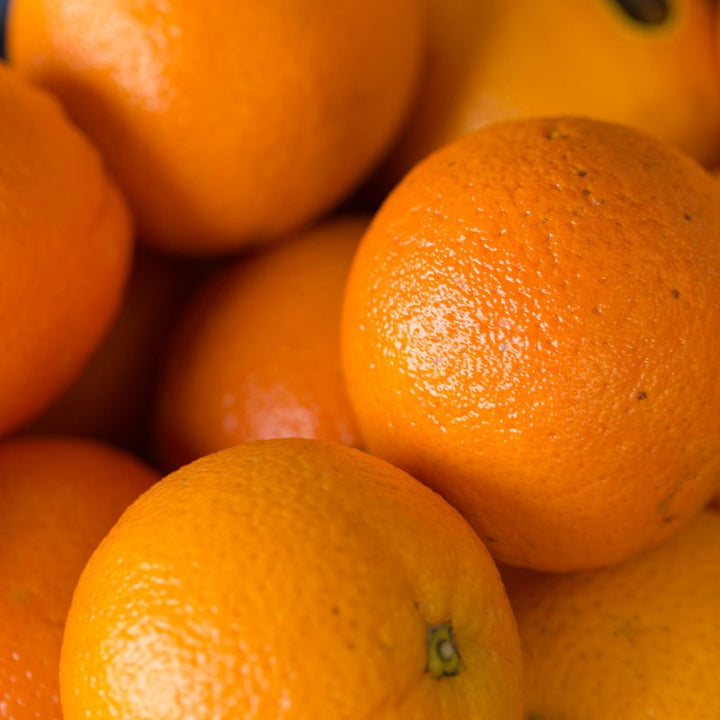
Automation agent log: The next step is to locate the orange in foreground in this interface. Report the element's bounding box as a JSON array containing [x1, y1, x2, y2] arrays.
[[502, 507, 720, 719], [7, 0, 424, 253], [59, 438, 524, 719], [379, 0, 720, 188], [0, 437, 159, 720], [0, 62, 133, 436], [342, 116, 720, 572], [155, 216, 365, 470]]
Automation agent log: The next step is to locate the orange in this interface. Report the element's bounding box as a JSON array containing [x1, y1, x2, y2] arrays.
[[6, 0, 425, 254], [378, 0, 720, 189], [154, 216, 365, 470], [341, 116, 720, 572], [0, 62, 133, 437], [25, 247, 211, 459], [59, 438, 524, 719], [0, 436, 159, 720], [501, 507, 720, 719]]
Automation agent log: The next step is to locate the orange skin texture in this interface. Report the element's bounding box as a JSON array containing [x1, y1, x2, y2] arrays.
[[342, 116, 720, 572], [26, 248, 211, 459], [0, 436, 159, 720], [59, 438, 524, 719], [502, 507, 720, 719], [379, 0, 720, 188], [155, 216, 365, 471], [7, 0, 425, 254], [0, 63, 133, 436]]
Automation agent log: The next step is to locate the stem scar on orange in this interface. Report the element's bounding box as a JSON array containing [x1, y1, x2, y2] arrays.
[[342, 115, 720, 572], [59, 438, 525, 719]]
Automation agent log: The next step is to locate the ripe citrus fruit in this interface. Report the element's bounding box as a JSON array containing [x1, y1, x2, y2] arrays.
[[341, 116, 720, 572], [25, 247, 209, 458], [0, 62, 133, 437], [379, 0, 720, 188], [502, 506, 720, 720], [6, 0, 425, 254], [155, 216, 365, 470], [59, 438, 524, 719], [0, 436, 159, 720]]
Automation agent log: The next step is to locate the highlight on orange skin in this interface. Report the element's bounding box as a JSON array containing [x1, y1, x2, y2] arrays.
[[7, 0, 426, 253], [343, 116, 720, 572], [59, 438, 525, 720], [155, 215, 366, 470]]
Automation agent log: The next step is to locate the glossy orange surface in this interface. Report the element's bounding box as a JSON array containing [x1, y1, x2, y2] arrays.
[[60, 438, 524, 719], [343, 116, 720, 571]]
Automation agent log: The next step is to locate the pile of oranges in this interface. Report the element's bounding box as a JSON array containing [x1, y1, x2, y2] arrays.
[[2, 1, 720, 718]]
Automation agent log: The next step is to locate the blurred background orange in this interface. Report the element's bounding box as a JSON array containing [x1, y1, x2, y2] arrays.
[[373, 0, 720, 195]]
